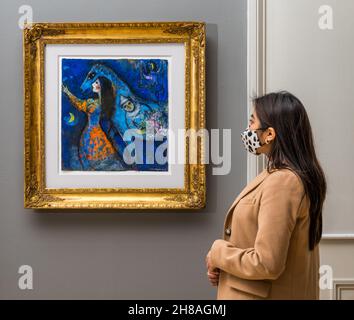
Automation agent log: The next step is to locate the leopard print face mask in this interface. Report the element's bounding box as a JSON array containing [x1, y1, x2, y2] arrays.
[[240, 127, 265, 155]]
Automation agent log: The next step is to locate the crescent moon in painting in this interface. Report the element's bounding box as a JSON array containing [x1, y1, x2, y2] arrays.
[[68, 112, 75, 123]]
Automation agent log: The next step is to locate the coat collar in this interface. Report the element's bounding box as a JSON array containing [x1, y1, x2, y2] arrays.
[[223, 168, 272, 229]]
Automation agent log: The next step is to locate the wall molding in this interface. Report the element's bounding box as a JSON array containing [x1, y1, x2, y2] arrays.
[[321, 234, 354, 240], [332, 279, 354, 300], [247, 0, 267, 182]]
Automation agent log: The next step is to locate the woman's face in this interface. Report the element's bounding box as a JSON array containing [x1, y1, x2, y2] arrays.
[[248, 108, 275, 155], [92, 79, 101, 93]]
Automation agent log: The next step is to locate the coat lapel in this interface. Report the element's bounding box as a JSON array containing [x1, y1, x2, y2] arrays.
[[223, 168, 270, 231]]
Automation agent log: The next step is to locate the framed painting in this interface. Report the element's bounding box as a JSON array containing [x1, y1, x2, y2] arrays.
[[23, 22, 206, 209]]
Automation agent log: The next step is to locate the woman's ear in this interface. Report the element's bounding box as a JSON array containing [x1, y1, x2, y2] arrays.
[[265, 127, 276, 144]]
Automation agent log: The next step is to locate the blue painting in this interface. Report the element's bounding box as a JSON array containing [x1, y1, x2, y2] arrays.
[[61, 58, 169, 171]]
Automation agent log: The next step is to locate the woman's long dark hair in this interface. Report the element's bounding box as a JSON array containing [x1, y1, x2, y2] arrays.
[[94, 76, 120, 156], [97, 76, 116, 122], [252, 91, 327, 250]]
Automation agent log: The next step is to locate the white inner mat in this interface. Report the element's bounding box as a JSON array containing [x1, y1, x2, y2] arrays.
[[45, 43, 185, 189]]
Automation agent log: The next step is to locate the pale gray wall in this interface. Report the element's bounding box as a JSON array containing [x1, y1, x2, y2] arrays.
[[0, 0, 247, 299]]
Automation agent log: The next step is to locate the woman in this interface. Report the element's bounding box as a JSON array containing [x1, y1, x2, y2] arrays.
[[63, 77, 128, 171], [206, 91, 327, 300]]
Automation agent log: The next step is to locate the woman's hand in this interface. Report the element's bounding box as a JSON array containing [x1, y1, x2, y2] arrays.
[[206, 250, 220, 286]]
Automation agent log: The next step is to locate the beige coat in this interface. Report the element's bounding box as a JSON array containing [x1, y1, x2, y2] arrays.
[[209, 168, 320, 300]]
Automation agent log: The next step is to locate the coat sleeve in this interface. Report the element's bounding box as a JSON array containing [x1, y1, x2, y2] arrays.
[[209, 171, 306, 280]]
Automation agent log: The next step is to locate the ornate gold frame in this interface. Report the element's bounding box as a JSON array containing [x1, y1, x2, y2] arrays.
[[23, 22, 206, 209]]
